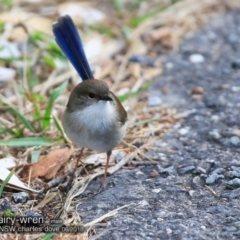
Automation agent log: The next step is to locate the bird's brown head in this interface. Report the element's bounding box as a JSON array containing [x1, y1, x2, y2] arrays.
[[66, 79, 113, 112]]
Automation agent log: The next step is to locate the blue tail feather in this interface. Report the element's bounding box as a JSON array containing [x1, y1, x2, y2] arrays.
[[52, 15, 93, 80]]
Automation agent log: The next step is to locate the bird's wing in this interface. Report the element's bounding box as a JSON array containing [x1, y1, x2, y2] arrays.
[[110, 91, 127, 126]]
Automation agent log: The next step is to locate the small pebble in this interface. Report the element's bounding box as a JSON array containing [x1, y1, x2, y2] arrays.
[[150, 170, 159, 177], [196, 161, 212, 174], [230, 159, 240, 167], [225, 166, 240, 178], [230, 136, 240, 146], [158, 166, 176, 175], [221, 188, 240, 200], [139, 200, 149, 206], [228, 178, 240, 188], [210, 115, 220, 122], [0, 199, 12, 211], [191, 86, 204, 95], [208, 130, 222, 140], [227, 34, 239, 45], [201, 225, 206, 230], [161, 87, 169, 93], [178, 165, 195, 175], [135, 170, 144, 175], [178, 127, 190, 136], [165, 62, 174, 69], [189, 54, 205, 63], [24, 209, 43, 218], [188, 190, 196, 197], [192, 176, 201, 188], [225, 170, 240, 179], [221, 128, 236, 137], [12, 192, 29, 204], [212, 168, 224, 174], [231, 166, 240, 171], [231, 61, 240, 69], [206, 171, 224, 185], [204, 97, 220, 108], [148, 96, 162, 107], [152, 188, 162, 193], [192, 94, 203, 100]]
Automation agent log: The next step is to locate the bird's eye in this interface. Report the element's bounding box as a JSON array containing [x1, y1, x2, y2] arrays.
[[88, 93, 95, 98]]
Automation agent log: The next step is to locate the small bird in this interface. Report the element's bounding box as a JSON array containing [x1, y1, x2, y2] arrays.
[[52, 15, 127, 189]]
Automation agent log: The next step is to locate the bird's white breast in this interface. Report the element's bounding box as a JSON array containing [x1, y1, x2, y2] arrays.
[[79, 100, 117, 131], [62, 100, 125, 152]]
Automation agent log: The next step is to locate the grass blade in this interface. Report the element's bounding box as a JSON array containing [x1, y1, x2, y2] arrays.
[[118, 81, 151, 102], [0, 168, 15, 197], [43, 81, 68, 128], [52, 115, 68, 142], [2, 102, 35, 133], [112, 0, 124, 15], [0, 137, 53, 146]]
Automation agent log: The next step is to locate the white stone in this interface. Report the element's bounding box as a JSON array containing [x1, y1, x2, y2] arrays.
[[189, 54, 205, 63], [148, 96, 162, 107]]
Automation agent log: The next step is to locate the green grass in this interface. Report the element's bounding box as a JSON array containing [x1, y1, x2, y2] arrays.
[[128, 0, 181, 28], [0, 168, 15, 197], [0, 29, 70, 146], [118, 81, 151, 102], [0, 137, 53, 146]]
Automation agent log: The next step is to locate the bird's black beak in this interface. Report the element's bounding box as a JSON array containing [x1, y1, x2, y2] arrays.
[[101, 95, 113, 101]]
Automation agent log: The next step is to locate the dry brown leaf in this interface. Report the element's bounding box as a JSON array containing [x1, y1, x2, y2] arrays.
[[19, 147, 73, 181], [0, 167, 40, 193]]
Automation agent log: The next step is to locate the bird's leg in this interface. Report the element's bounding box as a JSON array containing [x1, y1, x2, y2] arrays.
[[100, 150, 112, 189], [66, 147, 84, 190]]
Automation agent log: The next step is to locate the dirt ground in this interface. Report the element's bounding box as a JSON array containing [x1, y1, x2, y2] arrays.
[[76, 10, 240, 240]]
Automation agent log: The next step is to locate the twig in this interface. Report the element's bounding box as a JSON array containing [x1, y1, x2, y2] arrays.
[[46, 173, 69, 190], [84, 204, 132, 228], [205, 185, 218, 197]]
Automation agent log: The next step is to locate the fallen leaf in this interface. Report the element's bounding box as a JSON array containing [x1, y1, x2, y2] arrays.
[[19, 147, 73, 181], [0, 167, 40, 193], [0, 156, 17, 169]]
